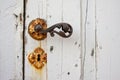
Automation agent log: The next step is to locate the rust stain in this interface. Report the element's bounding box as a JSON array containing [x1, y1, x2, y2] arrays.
[[28, 47, 47, 69], [28, 18, 47, 40], [19, 13, 22, 22]]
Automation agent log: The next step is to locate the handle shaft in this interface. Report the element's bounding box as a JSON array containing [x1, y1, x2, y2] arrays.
[[34, 23, 73, 38]]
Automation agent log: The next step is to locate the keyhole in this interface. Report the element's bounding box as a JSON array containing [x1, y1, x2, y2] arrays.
[[37, 54, 40, 61]]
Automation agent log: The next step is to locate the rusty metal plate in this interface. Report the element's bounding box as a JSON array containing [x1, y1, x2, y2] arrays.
[[28, 47, 47, 69], [28, 18, 47, 40]]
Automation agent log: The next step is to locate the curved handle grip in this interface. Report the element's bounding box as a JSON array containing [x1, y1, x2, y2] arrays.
[[28, 18, 73, 40], [35, 23, 73, 38]]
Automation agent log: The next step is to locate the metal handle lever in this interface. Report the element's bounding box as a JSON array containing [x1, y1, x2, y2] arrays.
[[34, 23, 73, 38], [28, 18, 73, 40]]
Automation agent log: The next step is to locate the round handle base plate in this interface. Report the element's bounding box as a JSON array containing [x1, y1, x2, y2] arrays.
[[28, 18, 47, 40]]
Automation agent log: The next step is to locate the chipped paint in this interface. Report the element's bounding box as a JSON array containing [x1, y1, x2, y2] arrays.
[[75, 41, 77, 45], [17, 56, 19, 59], [13, 13, 18, 18], [13, 13, 23, 30], [75, 64, 78, 67], [67, 72, 70, 75], [15, 24, 18, 30], [50, 46, 53, 52], [27, 15, 29, 18], [91, 48, 94, 56], [13, 13, 18, 30]]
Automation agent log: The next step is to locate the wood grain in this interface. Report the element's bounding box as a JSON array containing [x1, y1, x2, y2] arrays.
[[0, 0, 23, 80]]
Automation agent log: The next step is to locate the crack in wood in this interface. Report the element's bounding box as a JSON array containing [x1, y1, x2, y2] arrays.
[[13, 14, 18, 30], [22, 0, 26, 80], [80, 0, 83, 79], [94, 0, 98, 80], [80, 0, 89, 80]]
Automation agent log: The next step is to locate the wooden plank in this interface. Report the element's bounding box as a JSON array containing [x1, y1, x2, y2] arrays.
[[47, 0, 63, 80], [0, 0, 23, 80], [25, 0, 47, 80], [79, 0, 97, 80], [61, 0, 81, 80], [96, 0, 120, 80], [82, 0, 97, 80]]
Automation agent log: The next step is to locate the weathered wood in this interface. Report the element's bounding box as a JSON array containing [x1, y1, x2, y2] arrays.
[[23, 0, 97, 80], [81, 0, 97, 80], [0, 0, 23, 80], [96, 0, 120, 80], [25, 0, 47, 80], [61, 0, 81, 80], [1, 0, 120, 80], [47, 0, 65, 80]]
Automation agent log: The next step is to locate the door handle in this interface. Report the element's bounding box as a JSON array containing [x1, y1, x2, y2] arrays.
[[28, 18, 73, 40], [28, 18, 73, 69]]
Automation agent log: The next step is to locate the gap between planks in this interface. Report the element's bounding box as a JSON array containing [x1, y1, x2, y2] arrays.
[[22, 0, 27, 80]]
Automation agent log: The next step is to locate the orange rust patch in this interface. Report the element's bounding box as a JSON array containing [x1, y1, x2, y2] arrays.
[[28, 47, 47, 69], [28, 18, 47, 40]]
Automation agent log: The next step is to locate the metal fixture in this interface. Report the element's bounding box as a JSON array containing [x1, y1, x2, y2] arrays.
[[28, 18, 73, 40]]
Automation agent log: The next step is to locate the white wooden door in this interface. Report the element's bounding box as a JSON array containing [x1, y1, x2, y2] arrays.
[[0, 0, 120, 80]]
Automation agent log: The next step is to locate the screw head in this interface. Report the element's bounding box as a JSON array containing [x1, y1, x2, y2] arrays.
[[34, 24, 42, 32]]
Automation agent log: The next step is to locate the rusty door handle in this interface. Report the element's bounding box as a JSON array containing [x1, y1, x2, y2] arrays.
[[34, 23, 73, 38], [28, 18, 73, 40], [28, 18, 73, 69]]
